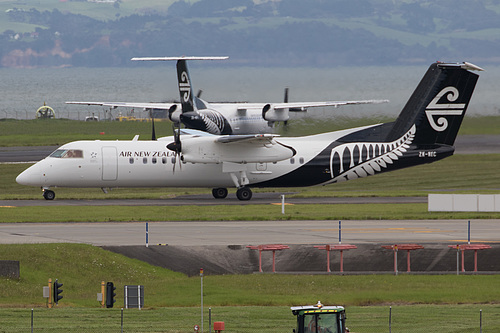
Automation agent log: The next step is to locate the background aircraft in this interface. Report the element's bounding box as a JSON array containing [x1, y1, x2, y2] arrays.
[[20, 62, 481, 201], [67, 56, 388, 135]]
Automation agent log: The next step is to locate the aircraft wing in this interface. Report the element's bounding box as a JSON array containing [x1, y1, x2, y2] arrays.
[[270, 99, 389, 110], [66, 101, 177, 110]]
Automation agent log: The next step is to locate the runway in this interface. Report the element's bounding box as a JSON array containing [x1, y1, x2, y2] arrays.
[[0, 219, 498, 246]]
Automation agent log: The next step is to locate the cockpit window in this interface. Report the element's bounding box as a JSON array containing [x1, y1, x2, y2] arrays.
[[50, 149, 83, 158], [50, 149, 67, 158]]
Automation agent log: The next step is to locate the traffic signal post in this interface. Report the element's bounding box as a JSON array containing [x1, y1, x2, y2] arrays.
[[106, 282, 116, 308], [53, 279, 63, 305]]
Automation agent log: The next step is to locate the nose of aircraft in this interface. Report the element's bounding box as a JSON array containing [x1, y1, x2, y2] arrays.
[[16, 165, 42, 186]]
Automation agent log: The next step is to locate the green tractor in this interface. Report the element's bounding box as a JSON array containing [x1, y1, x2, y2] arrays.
[[291, 301, 348, 333]]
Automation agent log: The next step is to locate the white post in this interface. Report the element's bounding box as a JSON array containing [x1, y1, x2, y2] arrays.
[[281, 195, 285, 214], [124, 286, 128, 309], [138, 285, 141, 310], [200, 268, 204, 333]]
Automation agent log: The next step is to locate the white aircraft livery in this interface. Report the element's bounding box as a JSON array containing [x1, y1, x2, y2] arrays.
[[18, 62, 482, 201], [67, 56, 388, 135]]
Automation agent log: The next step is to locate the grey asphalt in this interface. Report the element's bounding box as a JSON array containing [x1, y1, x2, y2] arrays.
[[0, 219, 498, 246]]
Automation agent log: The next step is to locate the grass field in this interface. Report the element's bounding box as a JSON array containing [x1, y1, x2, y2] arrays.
[[0, 116, 499, 146], [1, 243, 500, 332]]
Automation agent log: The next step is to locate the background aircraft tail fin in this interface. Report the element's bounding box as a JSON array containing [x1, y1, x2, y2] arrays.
[[385, 62, 481, 146], [176, 59, 196, 112]]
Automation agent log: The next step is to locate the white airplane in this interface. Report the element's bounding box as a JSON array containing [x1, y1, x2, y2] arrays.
[[18, 62, 482, 201], [67, 56, 389, 135]]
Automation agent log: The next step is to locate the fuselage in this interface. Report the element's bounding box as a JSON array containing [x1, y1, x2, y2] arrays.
[[179, 101, 278, 135], [16, 124, 453, 191]]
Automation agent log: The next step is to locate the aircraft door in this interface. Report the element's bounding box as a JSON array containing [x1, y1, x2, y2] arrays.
[[102, 147, 118, 181]]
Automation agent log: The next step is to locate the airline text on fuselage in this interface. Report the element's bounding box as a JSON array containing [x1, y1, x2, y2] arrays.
[[119, 151, 174, 158]]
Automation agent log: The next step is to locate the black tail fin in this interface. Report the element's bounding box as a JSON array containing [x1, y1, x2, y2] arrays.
[[385, 62, 482, 146], [176, 59, 196, 112]]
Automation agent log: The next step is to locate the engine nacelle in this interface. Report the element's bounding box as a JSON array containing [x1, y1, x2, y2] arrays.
[[262, 104, 289, 122], [180, 136, 295, 164], [168, 104, 181, 123]]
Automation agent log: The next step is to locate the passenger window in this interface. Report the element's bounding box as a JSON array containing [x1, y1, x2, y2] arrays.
[[290, 158, 295, 164], [129, 158, 134, 164], [143, 157, 148, 164], [162, 157, 167, 164], [152, 157, 157, 164], [299, 157, 304, 164]]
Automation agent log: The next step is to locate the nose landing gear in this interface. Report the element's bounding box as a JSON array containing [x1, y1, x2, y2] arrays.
[[42, 189, 55, 200]]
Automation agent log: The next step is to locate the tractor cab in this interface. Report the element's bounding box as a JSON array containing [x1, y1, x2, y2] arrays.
[[291, 301, 347, 333]]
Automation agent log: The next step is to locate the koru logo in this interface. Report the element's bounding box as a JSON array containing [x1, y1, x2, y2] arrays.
[[179, 71, 191, 103], [425, 86, 465, 132]]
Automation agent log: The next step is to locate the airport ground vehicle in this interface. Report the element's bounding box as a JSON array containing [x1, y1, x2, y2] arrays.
[[291, 301, 348, 333]]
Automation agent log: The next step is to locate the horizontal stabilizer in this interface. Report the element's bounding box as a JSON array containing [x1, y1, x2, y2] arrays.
[[131, 56, 229, 61]]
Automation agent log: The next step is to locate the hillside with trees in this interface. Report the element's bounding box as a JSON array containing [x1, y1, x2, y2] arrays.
[[1, 0, 500, 68]]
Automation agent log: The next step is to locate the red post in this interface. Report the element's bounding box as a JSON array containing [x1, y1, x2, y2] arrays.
[[314, 244, 357, 273], [461, 249, 465, 272], [448, 244, 491, 273], [259, 247, 263, 272], [326, 248, 331, 273], [474, 249, 478, 272], [247, 244, 290, 273], [382, 244, 424, 274], [272, 250, 276, 273], [406, 250, 411, 272], [340, 250, 344, 273], [394, 245, 398, 274]]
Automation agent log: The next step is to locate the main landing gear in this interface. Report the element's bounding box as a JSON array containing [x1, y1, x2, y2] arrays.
[[42, 188, 55, 200], [212, 188, 228, 199], [236, 187, 252, 201], [211, 187, 253, 201]]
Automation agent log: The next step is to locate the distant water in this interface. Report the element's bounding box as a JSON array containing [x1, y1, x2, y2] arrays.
[[1, 65, 498, 120]]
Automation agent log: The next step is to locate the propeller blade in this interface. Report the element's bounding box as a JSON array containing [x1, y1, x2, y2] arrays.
[[151, 117, 157, 141], [167, 123, 183, 173]]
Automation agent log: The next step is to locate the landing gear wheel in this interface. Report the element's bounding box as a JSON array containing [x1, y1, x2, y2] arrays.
[[236, 187, 252, 201], [212, 188, 228, 199], [43, 190, 55, 200]]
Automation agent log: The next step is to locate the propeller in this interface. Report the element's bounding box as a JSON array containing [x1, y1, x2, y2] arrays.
[[168, 104, 179, 123], [166, 123, 183, 172], [283, 88, 289, 127], [151, 116, 157, 141]]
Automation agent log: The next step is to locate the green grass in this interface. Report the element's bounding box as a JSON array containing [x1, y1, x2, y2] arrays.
[[1, 243, 500, 331], [2, 243, 500, 308], [2, 203, 500, 223], [1, 305, 498, 332], [0, 116, 499, 147]]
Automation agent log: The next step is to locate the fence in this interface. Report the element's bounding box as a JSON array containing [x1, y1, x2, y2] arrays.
[[0, 305, 497, 332]]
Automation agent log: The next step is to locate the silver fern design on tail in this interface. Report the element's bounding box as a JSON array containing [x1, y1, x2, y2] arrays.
[[201, 110, 227, 134], [329, 124, 416, 183]]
